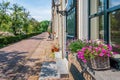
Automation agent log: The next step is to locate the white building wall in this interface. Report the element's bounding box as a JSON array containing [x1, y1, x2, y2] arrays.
[[62, 0, 67, 58], [78, 0, 88, 40]]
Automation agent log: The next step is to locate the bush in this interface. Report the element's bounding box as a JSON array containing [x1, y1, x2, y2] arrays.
[[0, 31, 42, 48]]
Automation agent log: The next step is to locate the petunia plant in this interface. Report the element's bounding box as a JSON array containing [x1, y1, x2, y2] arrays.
[[68, 39, 86, 53], [77, 40, 117, 63]]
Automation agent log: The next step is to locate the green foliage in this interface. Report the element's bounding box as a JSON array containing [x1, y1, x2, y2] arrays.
[[39, 20, 50, 32], [68, 40, 86, 53], [47, 28, 52, 33], [0, 32, 42, 48], [0, 1, 50, 36], [0, 1, 50, 48]]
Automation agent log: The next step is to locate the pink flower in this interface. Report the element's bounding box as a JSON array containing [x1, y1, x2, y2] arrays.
[[99, 53, 104, 57], [89, 46, 92, 49], [82, 59, 87, 63], [107, 53, 111, 57], [102, 49, 107, 53], [107, 45, 112, 51], [113, 52, 118, 54], [95, 47, 99, 52], [99, 44, 103, 48], [78, 51, 84, 55], [77, 39, 117, 63], [80, 56, 84, 59], [81, 47, 86, 52], [88, 48, 92, 51], [78, 51, 85, 59]]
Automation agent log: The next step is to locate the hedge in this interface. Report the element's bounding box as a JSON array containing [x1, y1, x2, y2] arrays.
[[0, 32, 42, 48]]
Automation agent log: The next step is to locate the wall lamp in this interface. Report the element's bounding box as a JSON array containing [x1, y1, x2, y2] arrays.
[[54, 0, 66, 16]]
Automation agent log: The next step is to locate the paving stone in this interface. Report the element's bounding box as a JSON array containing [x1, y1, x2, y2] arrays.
[[0, 32, 50, 80], [39, 62, 60, 80], [0, 32, 70, 80]]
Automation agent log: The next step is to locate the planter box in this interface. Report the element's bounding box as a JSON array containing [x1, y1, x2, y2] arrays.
[[90, 56, 110, 70]]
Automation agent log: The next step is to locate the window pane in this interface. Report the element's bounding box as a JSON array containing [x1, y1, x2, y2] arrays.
[[90, 0, 104, 14], [109, 0, 120, 8], [90, 16, 104, 40], [110, 10, 120, 53], [67, 0, 73, 11], [67, 8, 76, 38]]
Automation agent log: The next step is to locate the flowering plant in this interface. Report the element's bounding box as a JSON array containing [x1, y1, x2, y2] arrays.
[[68, 39, 86, 53], [51, 45, 59, 53], [77, 40, 117, 63]]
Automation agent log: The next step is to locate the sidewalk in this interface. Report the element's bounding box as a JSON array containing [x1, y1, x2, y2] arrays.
[[27, 33, 56, 80], [0, 32, 55, 80]]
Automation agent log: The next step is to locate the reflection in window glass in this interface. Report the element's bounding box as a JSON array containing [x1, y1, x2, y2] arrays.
[[110, 11, 120, 53], [90, 16, 104, 40], [67, 8, 76, 37], [90, 0, 104, 14], [67, 0, 73, 11], [109, 0, 120, 8], [65, 0, 67, 4]]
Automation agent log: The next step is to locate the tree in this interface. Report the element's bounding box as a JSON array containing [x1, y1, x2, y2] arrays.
[[0, 1, 10, 31], [10, 4, 24, 35], [0, 1, 50, 36], [39, 20, 50, 32], [22, 9, 30, 34]]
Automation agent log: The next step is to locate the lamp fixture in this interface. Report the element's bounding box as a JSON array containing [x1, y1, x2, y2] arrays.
[[54, 0, 66, 16]]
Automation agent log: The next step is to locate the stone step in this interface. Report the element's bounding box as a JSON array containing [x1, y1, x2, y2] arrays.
[[40, 78, 69, 80], [56, 58, 69, 78], [39, 62, 60, 80], [55, 51, 62, 59]]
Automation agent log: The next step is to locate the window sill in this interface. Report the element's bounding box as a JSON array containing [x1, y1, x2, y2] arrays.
[[78, 58, 120, 80]]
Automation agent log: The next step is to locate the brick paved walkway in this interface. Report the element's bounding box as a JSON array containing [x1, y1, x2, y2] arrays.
[[0, 32, 55, 80]]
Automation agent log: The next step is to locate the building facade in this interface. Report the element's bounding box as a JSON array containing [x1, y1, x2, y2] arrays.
[[52, 0, 120, 79], [52, 0, 120, 58], [52, 0, 67, 58]]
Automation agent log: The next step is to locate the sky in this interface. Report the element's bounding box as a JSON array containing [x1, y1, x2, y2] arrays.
[[0, 0, 52, 21]]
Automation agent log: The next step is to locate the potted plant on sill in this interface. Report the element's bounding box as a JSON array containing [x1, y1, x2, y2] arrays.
[[51, 44, 62, 59], [51, 45, 59, 52], [77, 40, 117, 70]]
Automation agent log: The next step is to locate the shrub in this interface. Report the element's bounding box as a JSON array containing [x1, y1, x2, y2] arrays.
[[0, 31, 42, 48]]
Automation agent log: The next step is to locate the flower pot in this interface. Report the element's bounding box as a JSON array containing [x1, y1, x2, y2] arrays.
[[90, 56, 110, 70]]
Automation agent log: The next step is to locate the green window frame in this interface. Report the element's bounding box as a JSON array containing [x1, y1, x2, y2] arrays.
[[66, 0, 77, 39], [88, 0, 120, 44]]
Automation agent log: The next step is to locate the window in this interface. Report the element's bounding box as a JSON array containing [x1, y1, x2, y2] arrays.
[[67, 8, 76, 37], [90, 16, 104, 40], [88, 0, 120, 69], [109, 0, 120, 8], [110, 10, 120, 53], [67, 0, 73, 11], [65, 0, 67, 4], [89, 0, 120, 53], [90, 0, 104, 15], [66, 0, 76, 39]]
